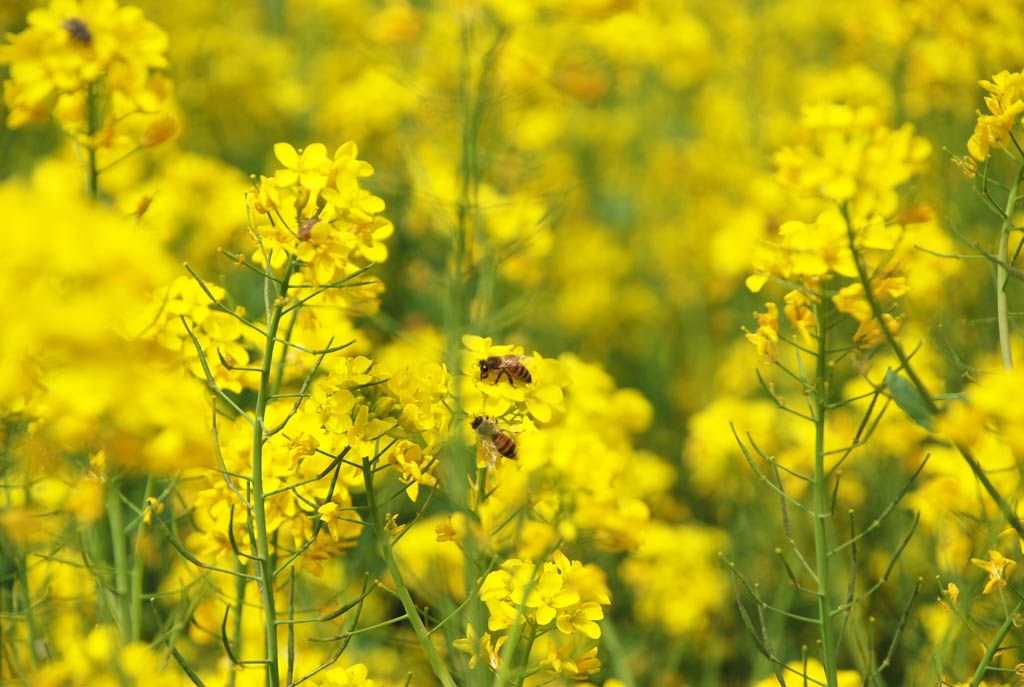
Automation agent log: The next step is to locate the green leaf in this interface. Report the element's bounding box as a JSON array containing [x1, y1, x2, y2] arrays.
[[884, 368, 935, 431]]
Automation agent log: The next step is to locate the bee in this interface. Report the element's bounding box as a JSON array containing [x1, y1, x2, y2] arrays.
[[62, 18, 92, 44], [471, 415, 517, 467], [478, 355, 531, 386]]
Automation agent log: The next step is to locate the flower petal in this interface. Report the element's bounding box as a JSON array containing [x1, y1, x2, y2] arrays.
[[274, 142, 298, 168]]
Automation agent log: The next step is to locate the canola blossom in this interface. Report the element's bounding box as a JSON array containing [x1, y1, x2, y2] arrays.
[[4, 2, 1024, 687]]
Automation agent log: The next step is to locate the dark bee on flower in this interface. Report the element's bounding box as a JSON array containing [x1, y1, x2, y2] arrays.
[[471, 415, 517, 467], [62, 17, 92, 45], [297, 217, 320, 241], [478, 355, 531, 386]]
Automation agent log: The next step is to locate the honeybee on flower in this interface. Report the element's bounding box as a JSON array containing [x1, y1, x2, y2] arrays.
[[461, 335, 569, 422], [471, 414, 518, 468], [478, 354, 532, 385]]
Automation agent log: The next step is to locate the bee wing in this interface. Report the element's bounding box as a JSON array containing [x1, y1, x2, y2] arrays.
[[481, 440, 502, 469]]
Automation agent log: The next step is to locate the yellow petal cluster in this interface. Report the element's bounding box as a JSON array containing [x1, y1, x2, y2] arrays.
[[0, 0, 176, 153], [968, 70, 1024, 161]]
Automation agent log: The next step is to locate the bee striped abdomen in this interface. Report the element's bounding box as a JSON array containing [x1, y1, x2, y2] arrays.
[[504, 359, 531, 384], [492, 432, 518, 459]]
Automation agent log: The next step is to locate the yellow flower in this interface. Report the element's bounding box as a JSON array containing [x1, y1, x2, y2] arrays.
[[744, 302, 779, 364], [526, 561, 581, 625], [141, 496, 163, 525], [0, 0, 172, 152], [461, 334, 569, 423], [317, 502, 344, 539], [775, 103, 930, 219], [452, 623, 506, 671], [388, 440, 438, 502], [753, 658, 862, 686], [67, 475, 104, 524], [971, 550, 1017, 595], [435, 514, 466, 547], [539, 639, 602, 680], [783, 289, 816, 343], [946, 582, 959, 605], [315, 663, 376, 687], [968, 70, 1024, 161], [274, 142, 332, 190], [479, 558, 534, 631], [832, 283, 872, 322], [322, 141, 386, 224]]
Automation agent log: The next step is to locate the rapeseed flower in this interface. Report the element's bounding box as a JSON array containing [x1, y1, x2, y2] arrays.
[[310, 663, 377, 687], [971, 550, 1017, 595], [0, 0, 174, 155], [968, 70, 1024, 161], [461, 334, 569, 422]]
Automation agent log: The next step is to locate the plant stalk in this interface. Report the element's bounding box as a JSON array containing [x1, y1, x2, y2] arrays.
[[251, 257, 296, 687], [970, 598, 1024, 687], [129, 475, 155, 642], [106, 476, 131, 639], [362, 455, 457, 687], [996, 163, 1024, 369], [84, 81, 99, 201], [813, 301, 838, 687]]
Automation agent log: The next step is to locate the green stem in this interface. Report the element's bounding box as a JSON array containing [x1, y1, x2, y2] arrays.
[[996, 164, 1024, 369], [600, 616, 636, 687], [251, 257, 296, 687], [270, 309, 297, 397], [812, 301, 838, 687], [512, 622, 539, 687], [130, 476, 155, 642], [85, 81, 99, 201], [15, 555, 39, 666], [106, 476, 130, 639], [970, 598, 1024, 687], [229, 566, 247, 687], [362, 456, 457, 687]]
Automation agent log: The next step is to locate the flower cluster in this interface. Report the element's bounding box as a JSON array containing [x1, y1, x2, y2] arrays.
[[967, 69, 1024, 161], [300, 354, 451, 502], [248, 142, 392, 284], [30, 624, 180, 687], [461, 334, 570, 426], [0, 0, 177, 153], [10, 0, 1024, 684], [144, 275, 258, 393], [773, 103, 932, 220], [0, 165, 212, 473], [746, 104, 949, 352], [457, 550, 610, 680]]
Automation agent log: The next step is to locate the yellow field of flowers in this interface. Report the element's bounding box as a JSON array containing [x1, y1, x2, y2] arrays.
[[2, 2, 1024, 686]]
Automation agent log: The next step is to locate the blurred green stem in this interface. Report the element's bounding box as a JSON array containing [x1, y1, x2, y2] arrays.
[[362, 455, 457, 687], [129, 476, 154, 642], [85, 81, 99, 201], [996, 162, 1024, 370], [106, 475, 130, 640], [601, 615, 636, 687], [813, 301, 838, 687], [970, 598, 1024, 687], [251, 256, 296, 687], [448, 17, 502, 687]]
